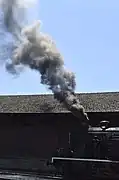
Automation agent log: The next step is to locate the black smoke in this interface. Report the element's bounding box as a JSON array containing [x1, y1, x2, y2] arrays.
[[0, 0, 89, 124]]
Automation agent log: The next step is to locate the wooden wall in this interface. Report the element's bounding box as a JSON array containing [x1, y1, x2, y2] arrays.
[[0, 112, 118, 160]]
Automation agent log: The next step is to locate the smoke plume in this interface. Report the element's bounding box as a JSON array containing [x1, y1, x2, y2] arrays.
[[0, 0, 89, 125]]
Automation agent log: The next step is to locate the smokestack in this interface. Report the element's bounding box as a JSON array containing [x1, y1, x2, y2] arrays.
[[54, 91, 89, 125], [0, 0, 89, 125]]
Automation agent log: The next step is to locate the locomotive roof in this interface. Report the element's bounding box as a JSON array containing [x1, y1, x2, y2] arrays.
[[0, 91, 118, 113]]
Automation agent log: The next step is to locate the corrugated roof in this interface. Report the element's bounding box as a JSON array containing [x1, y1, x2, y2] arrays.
[[0, 92, 119, 113]]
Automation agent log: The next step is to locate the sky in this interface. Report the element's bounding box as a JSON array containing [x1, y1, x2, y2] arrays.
[[0, 0, 119, 95]]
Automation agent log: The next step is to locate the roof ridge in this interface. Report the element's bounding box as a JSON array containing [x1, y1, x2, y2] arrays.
[[77, 91, 119, 95], [0, 91, 119, 97]]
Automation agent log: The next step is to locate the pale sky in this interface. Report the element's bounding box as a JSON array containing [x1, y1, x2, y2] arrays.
[[0, 0, 119, 95]]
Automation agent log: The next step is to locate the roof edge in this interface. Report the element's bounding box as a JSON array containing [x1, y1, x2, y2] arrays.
[[0, 91, 119, 97]]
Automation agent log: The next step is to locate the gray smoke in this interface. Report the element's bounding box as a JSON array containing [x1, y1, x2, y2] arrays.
[[0, 0, 89, 125]]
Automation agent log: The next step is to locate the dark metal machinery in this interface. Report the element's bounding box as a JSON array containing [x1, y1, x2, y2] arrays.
[[49, 120, 119, 180]]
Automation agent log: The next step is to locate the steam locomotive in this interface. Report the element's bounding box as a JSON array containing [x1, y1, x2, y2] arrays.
[[49, 120, 119, 179]]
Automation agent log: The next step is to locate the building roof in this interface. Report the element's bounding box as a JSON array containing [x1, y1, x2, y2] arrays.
[[0, 92, 119, 113]]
